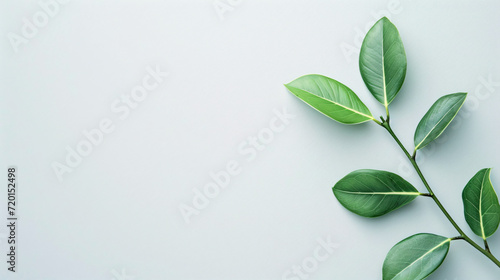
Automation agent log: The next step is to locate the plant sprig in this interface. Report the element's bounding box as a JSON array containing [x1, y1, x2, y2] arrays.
[[285, 17, 500, 279]]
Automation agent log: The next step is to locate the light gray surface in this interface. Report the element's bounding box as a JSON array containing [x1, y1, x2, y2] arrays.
[[1, 1, 500, 279]]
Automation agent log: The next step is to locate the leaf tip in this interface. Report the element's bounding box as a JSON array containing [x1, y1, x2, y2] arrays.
[[283, 82, 295, 93], [455, 92, 468, 102]]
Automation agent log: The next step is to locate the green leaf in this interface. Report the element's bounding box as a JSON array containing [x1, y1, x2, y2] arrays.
[[383, 233, 450, 280], [332, 169, 421, 217], [462, 168, 500, 240], [359, 17, 407, 109], [285, 74, 374, 124], [414, 92, 467, 151]]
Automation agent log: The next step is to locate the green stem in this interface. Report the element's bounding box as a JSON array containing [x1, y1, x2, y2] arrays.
[[380, 121, 500, 268], [450, 236, 464, 241]]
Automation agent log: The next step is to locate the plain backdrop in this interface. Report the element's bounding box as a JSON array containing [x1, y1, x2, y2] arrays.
[[1, 1, 500, 279]]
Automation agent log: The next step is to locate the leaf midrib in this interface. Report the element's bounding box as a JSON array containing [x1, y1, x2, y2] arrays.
[[287, 84, 374, 120], [381, 26, 388, 110], [479, 170, 488, 240], [335, 190, 420, 196], [415, 98, 462, 150], [390, 238, 450, 280]]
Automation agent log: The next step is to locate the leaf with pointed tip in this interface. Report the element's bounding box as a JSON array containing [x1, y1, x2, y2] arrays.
[[332, 169, 421, 217], [285, 74, 374, 124], [383, 233, 450, 280], [359, 17, 407, 108], [462, 168, 500, 240], [414, 92, 467, 151]]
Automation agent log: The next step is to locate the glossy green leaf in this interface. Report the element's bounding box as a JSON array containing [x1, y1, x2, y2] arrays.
[[332, 169, 420, 217], [462, 168, 500, 240], [383, 233, 450, 280], [414, 92, 467, 151], [359, 17, 407, 109], [285, 74, 374, 124]]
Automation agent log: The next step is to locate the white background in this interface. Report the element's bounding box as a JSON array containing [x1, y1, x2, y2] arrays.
[[1, 0, 500, 279]]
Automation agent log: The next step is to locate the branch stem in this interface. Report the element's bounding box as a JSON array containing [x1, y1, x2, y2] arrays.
[[379, 121, 500, 268]]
